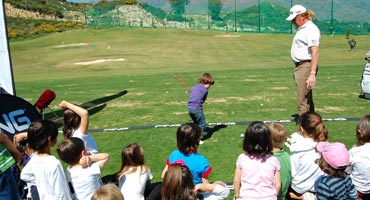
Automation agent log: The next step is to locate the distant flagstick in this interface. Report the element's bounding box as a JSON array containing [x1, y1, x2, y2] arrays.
[[88, 117, 362, 133]]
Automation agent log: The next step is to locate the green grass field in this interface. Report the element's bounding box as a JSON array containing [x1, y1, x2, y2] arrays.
[[10, 27, 370, 198]]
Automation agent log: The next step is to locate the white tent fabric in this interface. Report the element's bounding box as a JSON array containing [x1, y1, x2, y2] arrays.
[[0, 0, 15, 95]]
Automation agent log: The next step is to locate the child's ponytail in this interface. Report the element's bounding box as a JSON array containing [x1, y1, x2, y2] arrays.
[[63, 109, 80, 138]]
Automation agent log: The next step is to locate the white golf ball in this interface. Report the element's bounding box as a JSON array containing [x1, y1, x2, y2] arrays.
[[240, 134, 244, 138], [166, 91, 168, 94], [260, 103, 263, 106]]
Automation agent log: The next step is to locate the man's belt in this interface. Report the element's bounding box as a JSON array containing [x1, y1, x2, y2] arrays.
[[295, 60, 311, 67]]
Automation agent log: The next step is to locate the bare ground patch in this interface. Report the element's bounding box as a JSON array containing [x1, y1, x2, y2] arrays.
[[212, 111, 225, 115], [327, 92, 358, 97], [209, 98, 227, 103], [138, 115, 153, 120], [227, 96, 249, 101], [108, 102, 142, 108], [271, 86, 289, 90], [165, 101, 186, 106], [74, 58, 125, 65], [173, 112, 187, 115], [54, 43, 89, 48], [214, 34, 241, 38], [209, 96, 264, 103], [241, 78, 262, 82], [260, 108, 288, 113], [317, 106, 347, 112], [247, 95, 264, 100]]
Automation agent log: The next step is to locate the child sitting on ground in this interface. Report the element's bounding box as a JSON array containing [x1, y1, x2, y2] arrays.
[[287, 112, 326, 200], [162, 163, 196, 200], [315, 142, 358, 199], [162, 160, 230, 200], [91, 183, 124, 200], [60, 100, 99, 154], [188, 72, 215, 142], [117, 143, 153, 200], [267, 122, 291, 200], [347, 115, 370, 200], [57, 137, 109, 200], [20, 120, 72, 200], [161, 123, 212, 185], [233, 121, 281, 200]]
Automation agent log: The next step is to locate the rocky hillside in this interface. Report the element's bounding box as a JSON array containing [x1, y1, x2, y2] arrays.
[[97, 4, 186, 28]]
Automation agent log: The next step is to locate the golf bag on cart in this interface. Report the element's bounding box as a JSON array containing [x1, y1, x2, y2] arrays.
[[360, 51, 370, 99]]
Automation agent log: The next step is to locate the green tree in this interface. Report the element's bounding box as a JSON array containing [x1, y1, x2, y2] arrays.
[[169, 0, 189, 16], [208, 0, 223, 21], [98, 0, 109, 4]]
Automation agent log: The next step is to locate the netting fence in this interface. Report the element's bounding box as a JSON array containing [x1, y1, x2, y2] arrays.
[[85, 0, 370, 35]]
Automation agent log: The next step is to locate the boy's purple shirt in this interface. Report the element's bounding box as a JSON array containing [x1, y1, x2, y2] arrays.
[[187, 84, 208, 111]]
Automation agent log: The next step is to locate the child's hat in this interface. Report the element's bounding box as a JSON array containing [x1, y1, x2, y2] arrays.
[[316, 142, 349, 169]]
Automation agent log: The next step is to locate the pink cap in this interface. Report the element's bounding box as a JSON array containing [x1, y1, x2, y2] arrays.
[[316, 142, 349, 169]]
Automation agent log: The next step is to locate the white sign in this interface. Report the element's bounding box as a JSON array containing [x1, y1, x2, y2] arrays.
[[0, 0, 15, 95]]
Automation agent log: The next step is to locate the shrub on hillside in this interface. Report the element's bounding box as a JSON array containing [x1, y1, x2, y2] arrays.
[[5, 0, 83, 18], [6, 17, 83, 39], [95, 0, 138, 6]]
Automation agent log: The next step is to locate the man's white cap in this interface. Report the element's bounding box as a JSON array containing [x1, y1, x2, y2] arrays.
[[286, 5, 307, 21]]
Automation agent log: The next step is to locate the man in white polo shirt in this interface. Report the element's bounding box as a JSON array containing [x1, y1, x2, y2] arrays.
[[286, 5, 320, 117]]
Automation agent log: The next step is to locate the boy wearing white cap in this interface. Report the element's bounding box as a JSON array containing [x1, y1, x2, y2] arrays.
[[286, 5, 320, 117], [315, 142, 358, 199]]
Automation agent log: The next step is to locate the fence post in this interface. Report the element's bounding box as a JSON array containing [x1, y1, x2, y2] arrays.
[[234, 0, 237, 32]]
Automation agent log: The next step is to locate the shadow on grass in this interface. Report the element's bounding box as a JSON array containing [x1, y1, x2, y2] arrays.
[[291, 113, 299, 123], [202, 124, 228, 141], [46, 90, 128, 127], [358, 93, 370, 100]]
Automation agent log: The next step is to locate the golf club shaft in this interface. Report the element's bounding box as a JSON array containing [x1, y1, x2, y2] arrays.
[[172, 74, 190, 93]]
